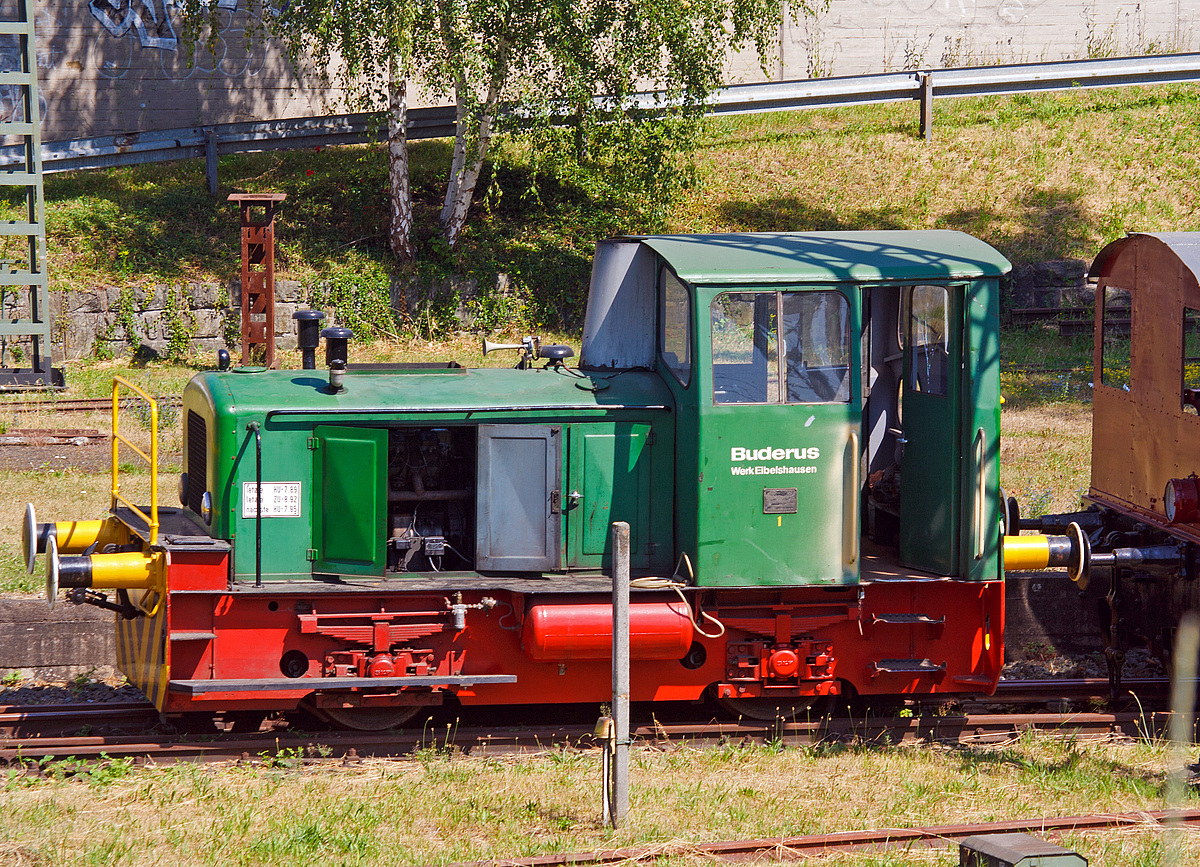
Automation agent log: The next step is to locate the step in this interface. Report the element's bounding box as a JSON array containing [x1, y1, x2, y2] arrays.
[[872, 613, 945, 626], [872, 658, 947, 674]]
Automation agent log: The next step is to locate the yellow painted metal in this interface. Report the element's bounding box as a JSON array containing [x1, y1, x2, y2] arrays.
[[52, 518, 126, 553], [111, 376, 159, 545], [88, 550, 161, 590], [1003, 534, 1052, 571]]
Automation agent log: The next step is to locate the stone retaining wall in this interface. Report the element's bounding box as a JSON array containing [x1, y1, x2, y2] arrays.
[[52, 279, 308, 362], [49, 273, 510, 362], [44, 261, 1092, 364]]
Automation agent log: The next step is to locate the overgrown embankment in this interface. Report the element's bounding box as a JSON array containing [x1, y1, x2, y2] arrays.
[[1, 83, 1193, 356]]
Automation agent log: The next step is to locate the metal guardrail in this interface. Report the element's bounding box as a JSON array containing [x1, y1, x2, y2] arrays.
[[4, 52, 1198, 190]]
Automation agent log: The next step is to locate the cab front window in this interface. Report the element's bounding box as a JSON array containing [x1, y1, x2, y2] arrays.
[[710, 290, 850, 405]]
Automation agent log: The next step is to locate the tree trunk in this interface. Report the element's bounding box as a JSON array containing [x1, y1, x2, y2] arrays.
[[440, 40, 510, 249], [387, 61, 415, 263]]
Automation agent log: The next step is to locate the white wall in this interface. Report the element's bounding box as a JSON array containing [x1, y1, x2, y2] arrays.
[[22, 0, 1200, 142], [728, 1, 1199, 82]]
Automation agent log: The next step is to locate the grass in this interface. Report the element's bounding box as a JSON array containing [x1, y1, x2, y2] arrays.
[[1000, 402, 1093, 518], [1, 734, 1197, 865]]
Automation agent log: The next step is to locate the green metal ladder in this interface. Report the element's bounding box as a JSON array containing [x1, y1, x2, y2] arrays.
[[0, 0, 60, 389]]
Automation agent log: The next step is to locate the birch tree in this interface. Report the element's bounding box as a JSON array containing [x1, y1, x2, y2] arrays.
[[182, 0, 827, 261]]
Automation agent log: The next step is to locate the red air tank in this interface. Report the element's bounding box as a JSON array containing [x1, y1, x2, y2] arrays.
[[522, 601, 694, 661]]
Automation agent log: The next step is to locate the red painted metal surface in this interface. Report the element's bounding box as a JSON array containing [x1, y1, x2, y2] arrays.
[[155, 540, 1004, 714], [521, 601, 693, 660]]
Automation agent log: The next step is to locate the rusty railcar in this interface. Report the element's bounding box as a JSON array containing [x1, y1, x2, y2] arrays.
[[1010, 233, 1200, 686]]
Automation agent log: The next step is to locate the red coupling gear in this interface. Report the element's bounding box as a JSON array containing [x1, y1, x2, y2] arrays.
[[368, 655, 396, 677], [768, 648, 799, 678]]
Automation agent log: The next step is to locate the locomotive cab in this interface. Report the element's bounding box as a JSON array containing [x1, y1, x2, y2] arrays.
[[584, 232, 1007, 587]]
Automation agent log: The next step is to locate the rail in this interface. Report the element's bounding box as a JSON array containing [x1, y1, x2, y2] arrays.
[[110, 376, 159, 545], [2, 52, 1197, 191]]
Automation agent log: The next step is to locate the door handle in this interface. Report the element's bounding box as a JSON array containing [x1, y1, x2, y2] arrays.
[[973, 427, 985, 561], [845, 430, 860, 570]]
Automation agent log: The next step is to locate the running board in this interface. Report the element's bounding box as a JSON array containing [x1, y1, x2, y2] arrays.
[[869, 658, 947, 680], [861, 612, 945, 639], [169, 674, 517, 694]]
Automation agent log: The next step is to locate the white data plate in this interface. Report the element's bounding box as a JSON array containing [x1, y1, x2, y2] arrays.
[[242, 482, 302, 518]]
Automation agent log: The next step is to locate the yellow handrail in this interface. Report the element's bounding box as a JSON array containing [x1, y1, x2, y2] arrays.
[[111, 376, 159, 545]]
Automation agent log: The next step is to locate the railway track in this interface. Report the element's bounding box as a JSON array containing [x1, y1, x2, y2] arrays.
[[0, 708, 1172, 766], [0, 678, 1173, 759], [447, 810, 1200, 866], [0, 396, 182, 413], [0, 700, 161, 738]]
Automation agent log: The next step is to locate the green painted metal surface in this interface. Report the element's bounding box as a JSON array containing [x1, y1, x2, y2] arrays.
[[641, 232, 1010, 285], [963, 276, 1003, 581], [312, 425, 387, 575], [899, 284, 964, 575], [693, 285, 862, 586], [181, 367, 674, 581], [175, 231, 1008, 588], [565, 422, 657, 570]]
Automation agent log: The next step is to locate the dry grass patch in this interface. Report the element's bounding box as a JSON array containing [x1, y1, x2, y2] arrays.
[[680, 87, 1200, 267], [1, 735, 1197, 865], [1001, 402, 1093, 517]]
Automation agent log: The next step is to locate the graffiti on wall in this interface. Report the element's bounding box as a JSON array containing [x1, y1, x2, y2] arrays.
[[87, 0, 266, 81], [862, 0, 1048, 24]]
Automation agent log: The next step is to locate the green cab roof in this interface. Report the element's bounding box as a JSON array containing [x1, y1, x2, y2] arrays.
[[639, 231, 1011, 285]]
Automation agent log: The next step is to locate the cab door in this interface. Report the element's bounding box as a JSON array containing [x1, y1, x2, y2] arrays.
[[698, 287, 861, 586], [898, 284, 962, 575]]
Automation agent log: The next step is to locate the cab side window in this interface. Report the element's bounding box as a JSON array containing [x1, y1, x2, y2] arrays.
[[660, 267, 692, 387], [1184, 306, 1200, 414], [783, 291, 851, 403], [710, 290, 851, 405], [905, 285, 949, 397], [1099, 287, 1132, 391], [711, 292, 778, 404]]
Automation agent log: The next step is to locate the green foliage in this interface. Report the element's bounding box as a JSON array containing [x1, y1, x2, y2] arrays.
[[110, 287, 140, 349], [162, 287, 197, 361], [179, 0, 822, 256], [130, 397, 178, 435], [310, 263, 399, 340], [515, 111, 701, 232]]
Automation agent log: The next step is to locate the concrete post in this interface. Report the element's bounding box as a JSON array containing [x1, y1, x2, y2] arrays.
[[1166, 610, 1200, 864], [919, 73, 934, 143], [611, 521, 630, 828]]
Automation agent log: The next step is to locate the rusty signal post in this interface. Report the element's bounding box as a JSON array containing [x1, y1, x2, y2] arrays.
[[229, 193, 286, 367]]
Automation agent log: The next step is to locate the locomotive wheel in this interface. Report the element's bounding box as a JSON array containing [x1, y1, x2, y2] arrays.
[[303, 702, 424, 731], [222, 711, 267, 734], [716, 695, 821, 722]]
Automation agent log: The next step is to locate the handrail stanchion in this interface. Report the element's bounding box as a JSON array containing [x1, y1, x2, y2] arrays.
[[110, 376, 159, 546]]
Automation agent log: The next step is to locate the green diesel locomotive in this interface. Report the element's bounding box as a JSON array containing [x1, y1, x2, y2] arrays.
[[27, 231, 1020, 729]]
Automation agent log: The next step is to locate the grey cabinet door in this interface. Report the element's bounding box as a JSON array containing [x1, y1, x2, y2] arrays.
[[476, 424, 561, 571]]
